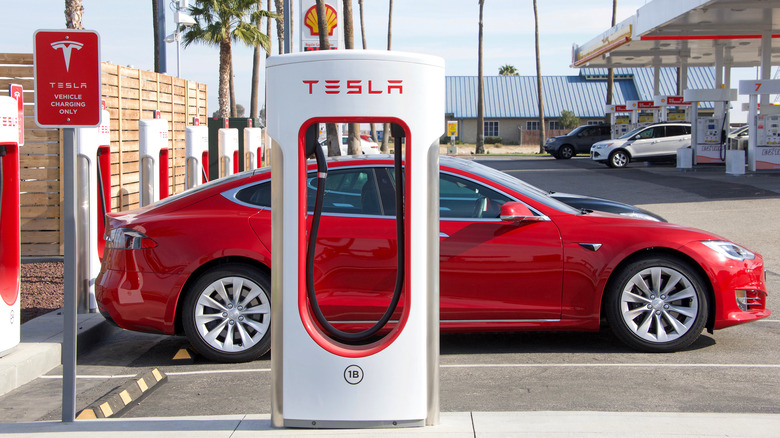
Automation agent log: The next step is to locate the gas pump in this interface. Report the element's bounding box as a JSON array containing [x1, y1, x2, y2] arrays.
[[683, 88, 737, 166], [654, 95, 691, 123], [626, 100, 659, 129], [605, 104, 631, 138], [0, 93, 22, 356], [739, 79, 780, 171], [267, 51, 443, 428], [138, 117, 170, 206], [74, 104, 111, 312], [185, 118, 209, 189], [243, 126, 262, 170], [218, 127, 239, 177]]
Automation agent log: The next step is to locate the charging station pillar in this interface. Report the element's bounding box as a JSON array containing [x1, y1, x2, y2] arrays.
[[268, 50, 444, 428], [185, 121, 209, 189], [139, 118, 169, 206], [0, 96, 22, 356], [74, 106, 111, 312], [243, 127, 262, 170], [218, 127, 239, 178]]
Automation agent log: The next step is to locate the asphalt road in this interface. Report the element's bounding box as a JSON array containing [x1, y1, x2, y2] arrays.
[[1, 155, 778, 423]]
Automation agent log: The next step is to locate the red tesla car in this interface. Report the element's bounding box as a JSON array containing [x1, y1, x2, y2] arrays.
[[96, 156, 770, 362]]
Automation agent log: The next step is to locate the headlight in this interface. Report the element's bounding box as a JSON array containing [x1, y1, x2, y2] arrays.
[[701, 240, 755, 261], [592, 143, 611, 150], [106, 228, 158, 249]]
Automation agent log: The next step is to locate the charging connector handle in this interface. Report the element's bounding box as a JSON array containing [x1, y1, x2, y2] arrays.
[[305, 131, 405, 343]]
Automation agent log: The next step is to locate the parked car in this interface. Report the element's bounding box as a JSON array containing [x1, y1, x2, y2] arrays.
[[544, 124, 611, 159], [591, 122, 692, 168], [321, 135, 380, 156], [96, 156, 768, 362]]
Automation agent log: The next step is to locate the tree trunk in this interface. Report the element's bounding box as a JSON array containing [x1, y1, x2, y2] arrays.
[[267, 0, 273, 57], [381, 0, 394, 153], [152, 0, 159, 72], [315, 1, 340, 156], [476, 0, 485, 154], [274, 0, 284, 54], [358, 0, 378, 142], [219, 38, 232, 118], [343, 0, 361, 155], [605, 0, 617, 124], [65, 0, 84, 29], [533, 0, 545, 154], [250, 0, 263, 120], [230, 61, 237, 118]]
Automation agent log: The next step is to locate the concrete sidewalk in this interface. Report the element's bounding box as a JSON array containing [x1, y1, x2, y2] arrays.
[[1, 411, 780, 437], [0, 309, 112, 397]]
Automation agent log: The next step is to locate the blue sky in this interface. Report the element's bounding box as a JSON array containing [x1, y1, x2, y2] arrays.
[[0, 0, 759, 121]]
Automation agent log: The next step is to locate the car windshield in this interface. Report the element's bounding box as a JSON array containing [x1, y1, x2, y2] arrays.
[[618, 126, 645, 139]]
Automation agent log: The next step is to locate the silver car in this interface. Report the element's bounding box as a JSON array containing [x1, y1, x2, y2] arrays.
[[591, 123, 691, 168]]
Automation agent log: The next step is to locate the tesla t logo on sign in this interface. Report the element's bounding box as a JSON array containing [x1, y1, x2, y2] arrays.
[[34, 29, 101, 128]]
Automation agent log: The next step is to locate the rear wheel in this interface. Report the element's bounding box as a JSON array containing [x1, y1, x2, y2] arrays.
[[558, 145, 575, 159], [605, 256, 708, 352], [182, 264, 271, 362], [608, 150, 630, 168]]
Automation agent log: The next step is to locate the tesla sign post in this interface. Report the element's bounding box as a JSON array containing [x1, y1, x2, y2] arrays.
[[34, 29, 101, 423]]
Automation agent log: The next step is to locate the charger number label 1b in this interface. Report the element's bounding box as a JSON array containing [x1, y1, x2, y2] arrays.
[[344, 365, 364, 385]]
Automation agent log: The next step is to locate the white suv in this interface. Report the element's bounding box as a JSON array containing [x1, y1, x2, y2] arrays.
[[590, 123, 691, 168]]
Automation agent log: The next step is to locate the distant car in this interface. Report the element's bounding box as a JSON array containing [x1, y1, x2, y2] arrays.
[[545, 124, 611, 159], [96, 156, 769, 362], [728, 125, 749, 150], [591, 122, 692, 168], [320, 135, 380, 155]]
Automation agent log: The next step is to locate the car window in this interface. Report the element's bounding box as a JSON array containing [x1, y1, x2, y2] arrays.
[[600, 126, 611, 136], [235, 181, 271, 207], [306, 168, 379, 215], [439, 173, 512, 219], [665, 125, 688, 137]]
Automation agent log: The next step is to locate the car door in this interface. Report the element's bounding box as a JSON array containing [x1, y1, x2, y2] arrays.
[[435, 171, 564, 323], [626, 126, 662, 158], [660, 125, 691, 154]]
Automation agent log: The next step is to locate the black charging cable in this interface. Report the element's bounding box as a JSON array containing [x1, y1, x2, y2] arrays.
[[305, 125, 405, 343]]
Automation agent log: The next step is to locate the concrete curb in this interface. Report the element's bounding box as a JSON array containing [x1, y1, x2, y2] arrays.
[[76, 369, 168, 419], [0, 309, 115, 398]]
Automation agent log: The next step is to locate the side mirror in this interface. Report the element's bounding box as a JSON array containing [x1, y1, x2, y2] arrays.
[[499, 202, 545, 223]]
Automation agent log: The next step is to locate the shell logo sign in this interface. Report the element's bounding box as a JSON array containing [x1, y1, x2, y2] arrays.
[[304, 4, 337, 36], [300, 0, 341, 51]]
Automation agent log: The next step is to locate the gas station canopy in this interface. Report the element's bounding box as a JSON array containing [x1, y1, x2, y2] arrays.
[[572, 0, 780, 69]]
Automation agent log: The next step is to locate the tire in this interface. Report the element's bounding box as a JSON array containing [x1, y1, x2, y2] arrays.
[[182, 264, 271, 362], [558, 145, 575, 159], [608, 150, 630, 168], [605, 256, 708, 353]]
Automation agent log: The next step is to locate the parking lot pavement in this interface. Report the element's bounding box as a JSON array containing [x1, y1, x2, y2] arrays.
[[1, 154, 778, 434]]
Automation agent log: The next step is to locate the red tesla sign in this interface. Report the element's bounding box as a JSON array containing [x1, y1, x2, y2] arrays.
[[34, 30, 101, 128]]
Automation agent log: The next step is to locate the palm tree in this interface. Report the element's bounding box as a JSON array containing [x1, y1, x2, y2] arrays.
[[380, 0, 394, 153], [184, 0, 270, 118], [341, 0, 361, 155], [65, 0, 84, 29], [250, 1, 275, 120], [274, 0, 284, 54], [605, 0, 617, 123], [533, 0, 545, 153], [314, 0, 341, 156], [476, 0, 485, 154], [499, 64, 518, 76]]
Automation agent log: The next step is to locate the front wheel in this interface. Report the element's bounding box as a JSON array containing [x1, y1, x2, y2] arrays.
[[182, 264, 271, 362], [605, 256, 708, 353], [558, 145, 575, 159], [608, 150, 630, 168]]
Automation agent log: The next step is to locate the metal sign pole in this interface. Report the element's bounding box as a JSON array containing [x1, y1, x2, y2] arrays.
[[62, 128, 78, 422]]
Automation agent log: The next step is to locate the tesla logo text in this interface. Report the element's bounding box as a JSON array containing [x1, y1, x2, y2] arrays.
[[0, 116, 18, 127], [49, 83, 88, 89], [50, 40, 84, 72], [303, 80, 403, 95]]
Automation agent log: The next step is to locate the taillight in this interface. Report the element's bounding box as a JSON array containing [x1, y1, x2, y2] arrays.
[[106, 228, 158, 249]]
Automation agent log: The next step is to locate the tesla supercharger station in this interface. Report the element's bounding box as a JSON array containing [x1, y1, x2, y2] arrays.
[[74, 106, 111, 312], [185, 122, 209, 189], [244, 126, 262, 170], [218, 127, 239, 177], [267, 50, 443, 428], [0, 95, 21, 356], [683, 88, 737, 166], [139, 118, 170, 206]]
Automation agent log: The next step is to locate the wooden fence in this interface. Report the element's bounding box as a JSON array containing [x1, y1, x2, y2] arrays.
[[1, 53, 207, 257]]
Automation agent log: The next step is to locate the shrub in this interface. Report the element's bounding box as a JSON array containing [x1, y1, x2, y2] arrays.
[[485, 136, 502, 144]]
